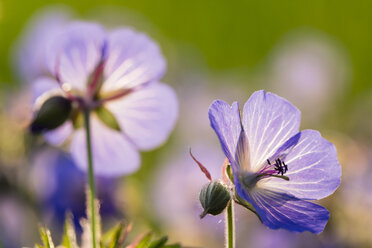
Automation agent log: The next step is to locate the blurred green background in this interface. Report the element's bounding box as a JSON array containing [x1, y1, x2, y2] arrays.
[[1, 1, 372, 247], [1, 0, 372, 92]]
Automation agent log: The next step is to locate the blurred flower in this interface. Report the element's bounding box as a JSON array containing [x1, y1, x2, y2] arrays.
[[209, 90, 341, 233], [26, 20, 178, 176], [175, 74, 249, 144], [0, 195, 38, 248], [30, 148, 121, 230], [267, 32, 350, 123], [12, 5, 74, 83]]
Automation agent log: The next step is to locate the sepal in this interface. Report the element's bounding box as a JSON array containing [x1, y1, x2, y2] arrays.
[[30, 96, 72, 134]]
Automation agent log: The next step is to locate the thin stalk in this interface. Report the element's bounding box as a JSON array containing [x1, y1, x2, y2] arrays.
[[226, 201, 235, 248], [83, 109, 97, 248]]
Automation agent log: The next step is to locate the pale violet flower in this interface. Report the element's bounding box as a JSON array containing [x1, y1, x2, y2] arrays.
[[268, 33, 350, 122], [30, 21, 178, 176], [209, 90, 341, 233], [12, 6, 73, 83], [30, 148, 120, 227]]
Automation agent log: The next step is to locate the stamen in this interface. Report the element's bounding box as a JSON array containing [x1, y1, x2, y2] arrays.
[[241, 158, 289, 189], [271, 158, 288, 176]]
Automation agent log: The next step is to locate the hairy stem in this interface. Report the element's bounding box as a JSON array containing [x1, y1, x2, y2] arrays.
[[226, 201, 235, 248], [83, 109, 97, 248]]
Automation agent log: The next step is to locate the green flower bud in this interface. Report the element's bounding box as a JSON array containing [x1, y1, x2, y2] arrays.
[[30, 96, 72, 134], [199, 180, 231, 219]]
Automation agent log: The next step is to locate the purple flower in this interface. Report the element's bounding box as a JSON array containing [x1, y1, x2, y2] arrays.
[[268, 33, 350, 123], [31, 21, 178, 176], [30, 148, 120, 229], [208, 90, 341, 233], [13, 6, 73, 83]]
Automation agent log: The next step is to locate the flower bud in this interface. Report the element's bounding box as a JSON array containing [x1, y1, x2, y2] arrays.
[[30, 96, 72, 134], [199, 180, 231, 218]]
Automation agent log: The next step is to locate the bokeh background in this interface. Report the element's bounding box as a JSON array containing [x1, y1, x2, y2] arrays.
[[0, 1, 372, 247]]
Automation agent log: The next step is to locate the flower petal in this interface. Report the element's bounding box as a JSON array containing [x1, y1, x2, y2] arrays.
[[208, 100, 241, 172], [105, 82, 178, 150], [236, 185, 329, 233], [235, 130, 251, 170], [70, 116, 140, 176], [32, 77, 62, 103], [101, 29, 166, 93], [46, 22, 106, 92], [44, 122, 73, 146], [13, 6, 72, 82], [261, 130, 341, 200], [242, 90, 301, 171], [30, 77, 73, 145]]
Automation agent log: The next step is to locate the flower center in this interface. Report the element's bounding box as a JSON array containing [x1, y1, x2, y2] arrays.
[[241, 158, 289, 189], [53, 60, 124, 131], [267, 159, 288, 176]]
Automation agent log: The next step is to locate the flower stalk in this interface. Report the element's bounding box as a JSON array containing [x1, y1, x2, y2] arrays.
[[83, 108, 97, 248], [226, 201, 234, 248]]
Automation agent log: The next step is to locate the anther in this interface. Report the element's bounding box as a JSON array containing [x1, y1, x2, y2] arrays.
[[272, 158, 288, 176]]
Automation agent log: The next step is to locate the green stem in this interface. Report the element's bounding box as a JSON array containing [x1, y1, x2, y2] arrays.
[[83, 109, 97, 248], [226, 201, 235, 248]]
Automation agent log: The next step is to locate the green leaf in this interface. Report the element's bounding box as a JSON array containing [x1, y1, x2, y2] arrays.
[[39, 226, 55, 248], [61, 213, 78, 248], [135, 233, 152, 248], [102, 221, 126, 248], [95, 106, 121, 131], [101, 222, 122, 245], [148, 236, 168, 248]]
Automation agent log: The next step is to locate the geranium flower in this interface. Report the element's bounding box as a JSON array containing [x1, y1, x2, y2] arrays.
[[208, 90, 341, 233], [13, 5, 73, 83], [30, 21, 178, 176]]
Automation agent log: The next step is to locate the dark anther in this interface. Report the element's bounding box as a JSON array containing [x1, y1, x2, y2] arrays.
[[283, 161, 288, 173], [273, 158, 288, 176]]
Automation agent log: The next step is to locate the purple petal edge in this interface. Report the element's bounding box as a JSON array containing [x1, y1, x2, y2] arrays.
[[208, 100, 241, 172], [236, 183, 330, 233]]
